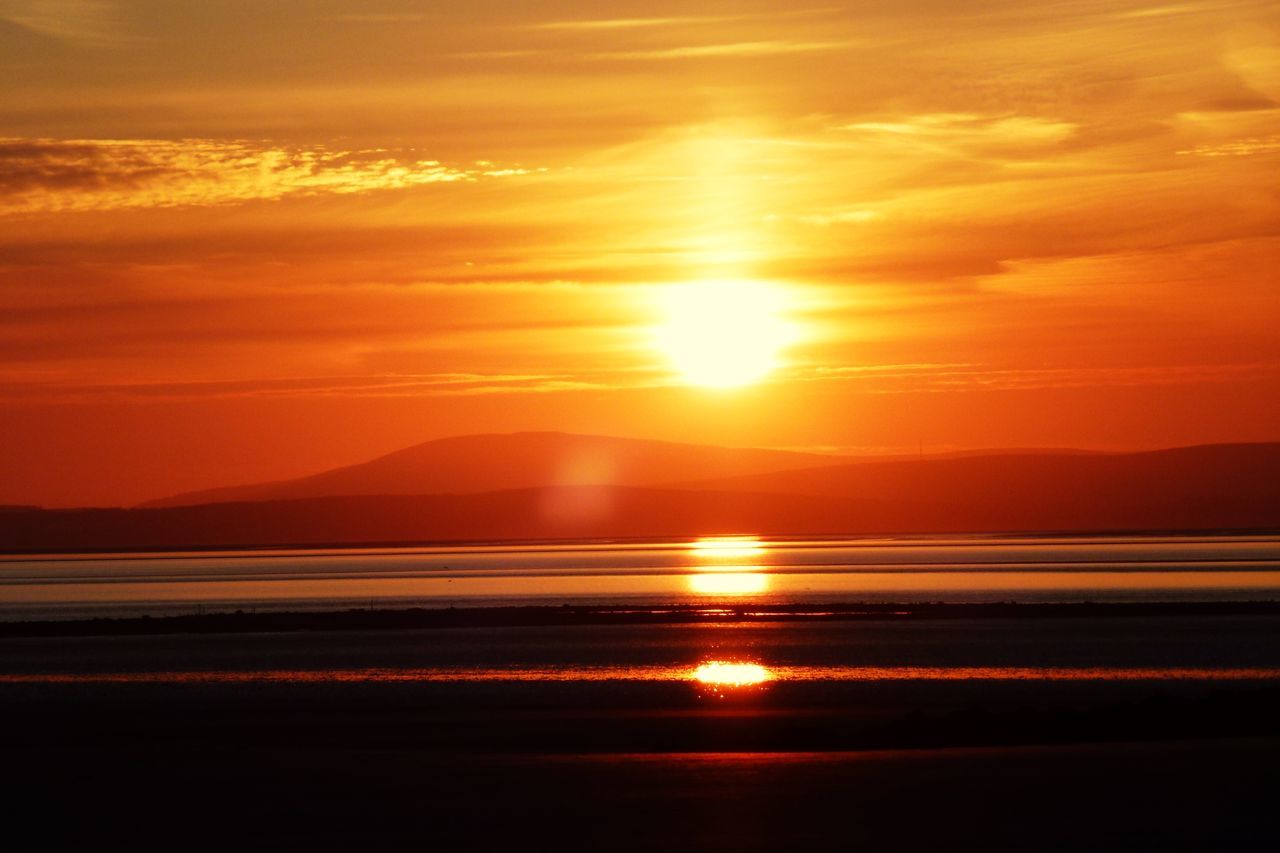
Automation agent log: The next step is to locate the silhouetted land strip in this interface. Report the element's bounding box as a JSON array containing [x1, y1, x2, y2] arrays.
[[6, 599, 1280, 637], [4, 442, 1278, 551], [4, 527, 1280, 557]]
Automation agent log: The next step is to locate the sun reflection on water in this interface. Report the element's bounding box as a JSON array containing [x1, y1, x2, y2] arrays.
[[688, 572, 769, 594], [692, 660, 775, 698], [688, 535, 769, 596], [689, 535, 766, 560], [693, 661, 773, 685]]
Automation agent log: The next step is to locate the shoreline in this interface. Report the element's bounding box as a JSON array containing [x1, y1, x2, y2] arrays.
[[6, 599, 1280, 637], [4, 527, 1279, 559]]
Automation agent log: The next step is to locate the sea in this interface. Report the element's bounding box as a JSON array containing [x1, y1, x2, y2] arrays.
[[3, 533, 1278, 621], [8, 532, 1280, 849]]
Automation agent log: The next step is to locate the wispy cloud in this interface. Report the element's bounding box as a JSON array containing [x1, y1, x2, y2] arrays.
[[1177, 135, 1280, 156], [592, 40, 852, 60], [0, 139, 540, 215], [531, 7, 838, 31], [0, 0, 127, 46], [1111, 3, 1227, 20], [839, 113, 1076, 147], [808, 362, 1280, 393], [326, 13, 431, 24], [532, 16, 734, 32], [0, 371, 614, 403]]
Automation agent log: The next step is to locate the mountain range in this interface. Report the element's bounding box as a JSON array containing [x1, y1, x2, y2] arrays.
[[2, 433, 1277, 551], [140, 432, 840, 508]]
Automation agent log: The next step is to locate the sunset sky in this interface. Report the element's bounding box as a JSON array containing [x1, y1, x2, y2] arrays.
[[2, 0, 1278, 507]]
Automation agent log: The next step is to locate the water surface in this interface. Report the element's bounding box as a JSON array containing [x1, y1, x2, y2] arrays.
[[3, 534, 1278, 620]]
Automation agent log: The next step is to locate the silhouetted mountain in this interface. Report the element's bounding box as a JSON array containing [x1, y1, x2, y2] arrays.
[[2, 442, 1277, 551], [1, 488, 862, 550], [142, 432, 838, 508], [673, 443, 1280, 531]]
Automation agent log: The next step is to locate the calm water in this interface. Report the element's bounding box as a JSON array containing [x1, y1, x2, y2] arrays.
[[2, 533, 1279, 621], [8, 539, 1279, 853]]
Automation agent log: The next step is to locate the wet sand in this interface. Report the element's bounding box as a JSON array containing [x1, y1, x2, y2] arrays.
[[3, 605, 1280, 848], [10, 739, 1277, 850]]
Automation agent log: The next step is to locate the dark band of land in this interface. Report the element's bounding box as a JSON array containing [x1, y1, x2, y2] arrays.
[[6, 599, 1280, 637]]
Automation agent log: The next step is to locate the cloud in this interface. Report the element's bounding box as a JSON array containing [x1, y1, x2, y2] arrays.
[[839, 113, 1077, 149], [793, 208, 880, 227], [1177, 134, 1280, 156], [532, 17, 734, 32], [325, 13, 432, 24], [0, 138, 540, 215], [808, 361, 1280, 393], [590, 40, 851, 60], [1111, 3, 1242, 20], [530, 8, 837, 31], [0, 0, 125, 45], [0, 276, 664, 404], [0, 372, 611, 403]]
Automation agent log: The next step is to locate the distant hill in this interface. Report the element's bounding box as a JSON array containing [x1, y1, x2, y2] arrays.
[[3, 441, 1277, 551], [141, 432, 839, 508], [674, 443, 1280, 522], [0, 488, 870, 551]]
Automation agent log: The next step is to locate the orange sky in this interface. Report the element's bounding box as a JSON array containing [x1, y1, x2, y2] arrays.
[[1, 0, 1278, 507]]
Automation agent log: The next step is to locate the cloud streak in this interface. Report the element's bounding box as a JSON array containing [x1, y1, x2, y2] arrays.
[[532, 16, 734, 32], [0, 370, 620, 403], [0, 138, 539, 215], [0, 0, 127, 45], [808, 362, 1280, 394], [590, 39, 852, 60], [1177, 135, 1280, 156]]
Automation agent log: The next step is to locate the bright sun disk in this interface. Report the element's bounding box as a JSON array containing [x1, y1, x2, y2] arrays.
[[655, 280, 796, 388]]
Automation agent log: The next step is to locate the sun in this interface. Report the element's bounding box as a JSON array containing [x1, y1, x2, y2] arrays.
[[654, 280, 797, 388]]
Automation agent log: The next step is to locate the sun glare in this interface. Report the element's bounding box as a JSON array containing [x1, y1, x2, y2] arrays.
[[655, 280, 796, 388]]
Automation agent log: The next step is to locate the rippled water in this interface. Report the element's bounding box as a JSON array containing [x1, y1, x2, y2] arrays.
[[2, 534, 1279, 620]]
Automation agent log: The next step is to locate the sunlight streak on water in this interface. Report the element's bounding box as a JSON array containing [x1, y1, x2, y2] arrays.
[[693, 661, 774, 686], [689, 536, 766, 560], [688, 535, 770, 596], [3, 535, 1280, 620], [689, 572, 769, 594], [6, 666, 1280, 684]]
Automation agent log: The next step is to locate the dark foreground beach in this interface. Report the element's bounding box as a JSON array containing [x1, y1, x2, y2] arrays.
[[3, 603, 1280, 850]]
